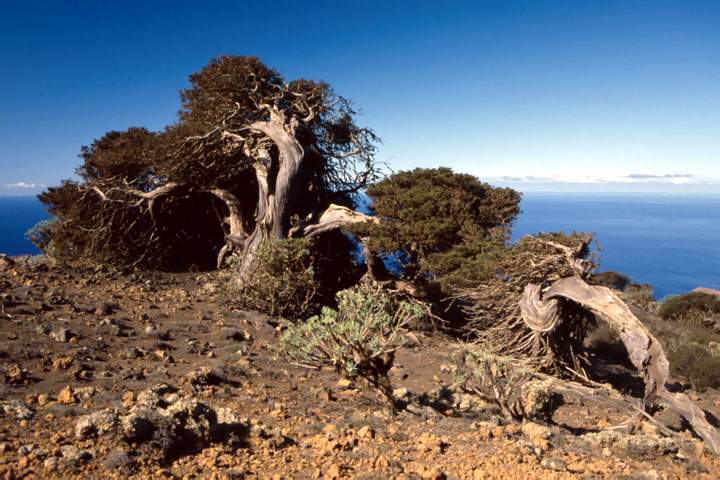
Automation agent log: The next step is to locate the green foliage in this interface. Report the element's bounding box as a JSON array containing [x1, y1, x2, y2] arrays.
[[641, 311, 720, 391], [279, 283, 425, 411], [659, 292, 720, 322], [233, 238, 319, 320], [76, 127, 161, 182], [668, 343, 720, 391], [425, 240, 511, 291], [356, 167, 521, 292]]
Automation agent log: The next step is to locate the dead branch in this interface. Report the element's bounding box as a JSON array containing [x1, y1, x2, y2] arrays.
[[541, 277, 720, 454], [289, 204, 379, 238]]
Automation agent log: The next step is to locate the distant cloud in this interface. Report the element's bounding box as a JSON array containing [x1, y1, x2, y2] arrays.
[[2, 181, 47, 188], [0, 181, 47, 196], [625, 173, 693, 179], [483, 173, 720, 194]]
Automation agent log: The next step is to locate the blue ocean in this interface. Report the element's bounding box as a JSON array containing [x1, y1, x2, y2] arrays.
[[1, 194, 718, 298], [511, 193, 720, 299]]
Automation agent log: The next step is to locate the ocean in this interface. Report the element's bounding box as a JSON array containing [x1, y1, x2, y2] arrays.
[[1, 194, 718, 299], [511, 193, 720, 299]]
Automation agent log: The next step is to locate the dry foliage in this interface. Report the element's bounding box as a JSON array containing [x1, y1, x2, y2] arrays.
[[460, 233, 596, 373], [454, 347, 560, 421]]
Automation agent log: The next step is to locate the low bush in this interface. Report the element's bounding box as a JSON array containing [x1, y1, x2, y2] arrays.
[[278, 282, 426, 413], [454, 348, 560, 421], [231, 238, 319, 320], [642, 312, 720, 391], [668, 343, 720, 391], [590, 271, 631, 291], [25, 219, 58, 257], [659, 292, 720, 322], [622, 283, 655, 310]]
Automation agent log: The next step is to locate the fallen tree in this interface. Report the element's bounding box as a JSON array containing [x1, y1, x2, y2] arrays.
[[463, 235, 720, 454]]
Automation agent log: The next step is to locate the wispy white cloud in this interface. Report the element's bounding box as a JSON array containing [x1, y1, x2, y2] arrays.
[[2, 181, 47, 188], [0, 181, 47, 196], [484, 173, 720, 193]]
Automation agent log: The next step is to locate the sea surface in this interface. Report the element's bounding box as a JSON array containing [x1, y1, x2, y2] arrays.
[[512, 193, 720, 299], [1, 194, 718, 299]]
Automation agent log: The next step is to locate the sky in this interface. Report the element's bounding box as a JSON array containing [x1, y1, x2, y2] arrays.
[[1, 0, 719, 195]]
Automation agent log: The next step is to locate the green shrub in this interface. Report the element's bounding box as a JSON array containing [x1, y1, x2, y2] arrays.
[[232, 238, 319, 320], [659, 292, 720, 322], [668, 343, 720, 391], [641, 310, 720, 391], [278, 283, 426, 413], [353, 167, 521, 292]]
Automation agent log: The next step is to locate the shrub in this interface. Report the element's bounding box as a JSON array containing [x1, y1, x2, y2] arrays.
[[25, 219, 57, 256], [454, 348, 560, 421], [232, 238, 319, 320], [354, 167, 521, 292], [641, 310, 720, 391], [590, 271, 631, 291], [659, 292, 720, 322], [622, 283, 655, 310], [278, 283, 426, 413], [668, 343, 720, 391]]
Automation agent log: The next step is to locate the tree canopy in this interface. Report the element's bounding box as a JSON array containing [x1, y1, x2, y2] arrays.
[[355, 167, 521, 291]]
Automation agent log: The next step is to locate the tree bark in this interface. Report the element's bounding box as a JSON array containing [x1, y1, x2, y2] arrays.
[[205, 188, 247, 269], [521, 276, 720, 454]]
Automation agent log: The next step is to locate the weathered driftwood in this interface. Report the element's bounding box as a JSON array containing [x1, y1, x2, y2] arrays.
[[521, 276, 720, 454]]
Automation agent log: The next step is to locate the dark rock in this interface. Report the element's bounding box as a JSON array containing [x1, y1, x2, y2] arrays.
[[102, 449, 138, 475], [60, 445, 93, 466]]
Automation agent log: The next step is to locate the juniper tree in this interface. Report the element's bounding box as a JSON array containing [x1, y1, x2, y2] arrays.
[[40, 56, 381, 275]]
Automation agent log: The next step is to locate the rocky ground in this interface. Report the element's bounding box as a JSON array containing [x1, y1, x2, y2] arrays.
[[2, 255, 720, 479]]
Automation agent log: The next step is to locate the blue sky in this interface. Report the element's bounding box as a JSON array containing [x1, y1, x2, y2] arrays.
[[1, 0, 719, 194]]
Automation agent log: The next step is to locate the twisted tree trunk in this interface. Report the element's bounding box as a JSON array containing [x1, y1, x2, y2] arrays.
[[520, 277, 720, 454], [235, 110, 311, 282]]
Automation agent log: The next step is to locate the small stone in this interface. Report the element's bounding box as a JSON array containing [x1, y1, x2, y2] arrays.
[[57, 386, 76, 405], [124, 347, 143, 359], [43, 457, 59, 471], [61, 445, 92, 466], [4, 364, 29, 384], [393, 387, 410, 399], [357, 425, 374, 439], [325, 463, 343, 479], [49, 327, 74, 343], [336, 378, 353, 388], [18, 444, 35, 455], [52, 356, 74, 370], [0, 400, 35, 419], [541, 458, 566, 471], [521, 422, 551, 451], [75, 386, 96, 400], [122, 391, 135, 408], [75, 408, 118, 439]]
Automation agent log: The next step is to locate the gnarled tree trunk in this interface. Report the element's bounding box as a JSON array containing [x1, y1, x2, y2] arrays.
[[521, 276, 720, 454]]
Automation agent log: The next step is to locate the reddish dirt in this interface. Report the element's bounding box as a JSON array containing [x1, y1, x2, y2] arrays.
[[2, 257, 720, 479]]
